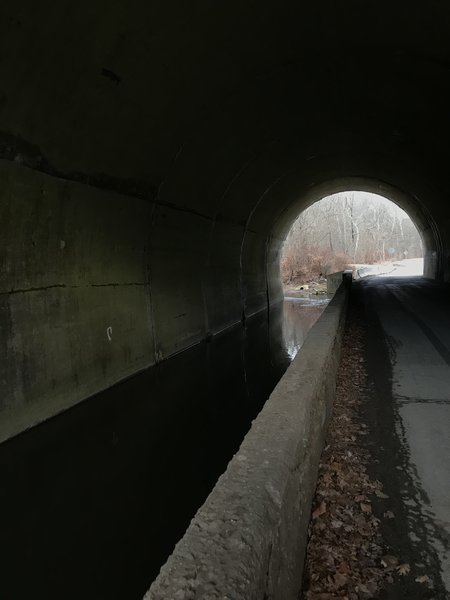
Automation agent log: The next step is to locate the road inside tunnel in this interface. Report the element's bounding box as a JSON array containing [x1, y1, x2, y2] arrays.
[[356, 276, 450, 597]]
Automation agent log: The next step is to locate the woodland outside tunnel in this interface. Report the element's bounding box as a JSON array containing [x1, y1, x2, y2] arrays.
[[1, 1, 450, 598]]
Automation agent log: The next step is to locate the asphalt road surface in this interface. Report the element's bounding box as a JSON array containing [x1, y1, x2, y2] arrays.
[[357, 276, 450, 598]]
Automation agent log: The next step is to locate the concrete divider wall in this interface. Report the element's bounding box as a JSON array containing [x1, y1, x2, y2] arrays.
[[145, 283, 349, 600], [327, 271, 345, 294]]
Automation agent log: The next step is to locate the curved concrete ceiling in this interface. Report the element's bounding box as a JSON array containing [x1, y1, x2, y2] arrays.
[[1, 1, 450, 437]]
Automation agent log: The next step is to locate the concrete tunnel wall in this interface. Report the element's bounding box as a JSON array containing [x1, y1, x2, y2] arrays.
[[2, 3, 450, 446]]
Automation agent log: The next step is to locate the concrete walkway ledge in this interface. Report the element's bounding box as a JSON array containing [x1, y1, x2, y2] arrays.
[[145, 284, 349, 600]]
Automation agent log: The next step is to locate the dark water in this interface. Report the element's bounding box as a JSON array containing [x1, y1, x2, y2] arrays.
[[0, 299, 328, 600], [283, 295, 332, 359], [0, 308, 289, 600]]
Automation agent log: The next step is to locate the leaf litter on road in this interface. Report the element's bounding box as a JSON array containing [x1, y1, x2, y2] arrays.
[[301, 314, 425, 599]]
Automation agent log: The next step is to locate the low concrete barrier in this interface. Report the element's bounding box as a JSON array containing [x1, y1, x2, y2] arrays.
[[145, 283, 349, 600], [326, 270, 345, 294]]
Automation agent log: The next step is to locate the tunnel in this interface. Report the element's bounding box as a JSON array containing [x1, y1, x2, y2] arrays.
[[1, 2, 450, 599]]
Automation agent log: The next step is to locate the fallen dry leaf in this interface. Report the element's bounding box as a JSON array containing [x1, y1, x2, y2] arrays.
[[381, 555, 399, 569], [374, 490, 389, 499], [312, 501, 327, 519], [337, 561, 350, 574], [397, 563, 411, 576], [415, 574, 430, 584], [331, 520, 343, 529], [334, 572, 348, 588]]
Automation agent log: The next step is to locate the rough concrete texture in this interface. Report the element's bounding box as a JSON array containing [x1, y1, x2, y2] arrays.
[[3, 1, 450, 443], [145, 284, 348, 600], [0, 158, 275, 442], [0, 154, 274, 441], [0, 160, 154, 441]]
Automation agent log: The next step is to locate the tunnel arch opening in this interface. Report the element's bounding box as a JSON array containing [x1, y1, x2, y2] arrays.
[[267, 177, 443, 307], [280, 190, 424, 290]]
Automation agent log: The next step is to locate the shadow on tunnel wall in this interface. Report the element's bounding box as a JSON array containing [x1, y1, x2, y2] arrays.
[[0, 304, 288, 600]]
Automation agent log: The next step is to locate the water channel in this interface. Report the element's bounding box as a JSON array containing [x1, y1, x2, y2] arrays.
[[0, 294, 331, 600], [283, 294, 332, 359]]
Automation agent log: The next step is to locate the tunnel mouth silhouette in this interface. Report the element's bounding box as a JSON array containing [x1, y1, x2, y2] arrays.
[[267, 177, 441, 309], [278, 184, 425, 360], [280, 188, 425, 289]]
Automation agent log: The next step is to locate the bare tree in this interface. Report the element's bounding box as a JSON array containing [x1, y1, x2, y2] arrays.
[[280, 191, 423, 284]]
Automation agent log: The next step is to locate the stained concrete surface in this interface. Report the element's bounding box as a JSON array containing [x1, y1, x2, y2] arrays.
[[359, 276, 450, 597]]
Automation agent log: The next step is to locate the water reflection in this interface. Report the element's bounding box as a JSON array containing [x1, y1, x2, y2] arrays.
[[0, 309, 288, 600], [0, 299, 331, 600], [283, 296, 331, 359]]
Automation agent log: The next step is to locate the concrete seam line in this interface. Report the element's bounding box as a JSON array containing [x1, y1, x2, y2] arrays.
[[145, 284, 348, 600]]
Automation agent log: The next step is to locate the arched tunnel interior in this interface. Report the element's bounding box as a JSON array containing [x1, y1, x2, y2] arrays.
[[1, 2, 450, 599]]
